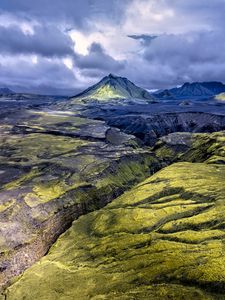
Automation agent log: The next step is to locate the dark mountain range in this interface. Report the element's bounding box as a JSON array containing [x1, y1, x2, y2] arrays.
[[154, 81, 225, 100], [0, 87, 14, 94]]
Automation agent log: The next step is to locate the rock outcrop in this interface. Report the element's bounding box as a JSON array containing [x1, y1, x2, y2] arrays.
[[91, 112, 225, 146]]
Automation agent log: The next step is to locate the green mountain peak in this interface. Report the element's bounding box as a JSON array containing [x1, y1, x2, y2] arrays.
[[70, 74, 155, 102]]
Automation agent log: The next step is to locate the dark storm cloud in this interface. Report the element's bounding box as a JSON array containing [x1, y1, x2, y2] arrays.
[[142, 30, 225, 86], [0, 0, 129, 94], [123, 29, 225, 90], [0, 56, 77, 95], [0, 25, 74, 57], [75, 42, 125, 73], [0, 0, 128, 27], [174, 0, 225, 30], [0, 0, 225, 93]]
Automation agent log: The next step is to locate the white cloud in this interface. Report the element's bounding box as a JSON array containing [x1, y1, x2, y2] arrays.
[[0, 13, 38, 33]]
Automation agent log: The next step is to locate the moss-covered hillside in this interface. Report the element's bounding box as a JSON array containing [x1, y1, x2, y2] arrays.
[[0, 109, 161, 290], [4, 160, 225, 300]]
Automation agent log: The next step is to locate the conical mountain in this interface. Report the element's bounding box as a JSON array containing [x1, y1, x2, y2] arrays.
[[70, 74, 155, 102]]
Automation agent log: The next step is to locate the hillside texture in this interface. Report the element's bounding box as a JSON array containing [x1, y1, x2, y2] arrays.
[[0, 109, 161, 290], [3, 131, 225, 299], [4, 160, 225, 299]]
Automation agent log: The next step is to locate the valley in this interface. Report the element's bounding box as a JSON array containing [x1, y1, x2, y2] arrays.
[[0, 75, 225, 299]]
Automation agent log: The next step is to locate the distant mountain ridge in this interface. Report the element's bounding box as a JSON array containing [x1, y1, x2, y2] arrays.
[[154, 81, 225, 100], [0, 87, 14, 94], [71, 74, 155, 102]]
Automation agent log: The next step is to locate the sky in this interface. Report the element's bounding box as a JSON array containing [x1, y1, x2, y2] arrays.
[[0, 0, 225, 95]]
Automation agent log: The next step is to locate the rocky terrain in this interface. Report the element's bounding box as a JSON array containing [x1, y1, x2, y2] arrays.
[[0, 75, 225, 299], [87, 111, 225, 146]]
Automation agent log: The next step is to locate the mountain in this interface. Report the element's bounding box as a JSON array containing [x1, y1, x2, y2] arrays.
[[5, 131, 225, 300], [70, 74, 155, 102], [153, 89, 176, 100], [154, 81, 225, 100], [0, 87, 14, 94]]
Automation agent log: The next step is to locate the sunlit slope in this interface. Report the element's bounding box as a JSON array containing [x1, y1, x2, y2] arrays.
[[70, 74, 155, 102], [215, 92, 225, 101], [5, 162, 225, 300]]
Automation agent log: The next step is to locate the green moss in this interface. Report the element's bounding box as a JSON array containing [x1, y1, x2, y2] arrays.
[[3, 168, 40, 190], [74, 85, 126, 102], [24, 180, 88, 208], [153, 131, 225, 165], [182, 132, 225, 163], [155, 145, 176, 160], [96, 156, 157, 190], [0, 133, 89, 166], [87, 84, 125, 100], [215, 93, 225, 101], [5, 162, 225, 299], [0, 199, 15, 213], [205, 155, 225, 164]]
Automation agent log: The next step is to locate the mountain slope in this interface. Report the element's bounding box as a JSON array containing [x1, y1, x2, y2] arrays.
[[0, 88, 14, 94], [154, 81, 225, 100], [70, 74, 155, 102], [153, 89, 176, 100]]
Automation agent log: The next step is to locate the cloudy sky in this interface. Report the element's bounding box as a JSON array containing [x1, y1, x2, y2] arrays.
[[0, 0, 225, 95]]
